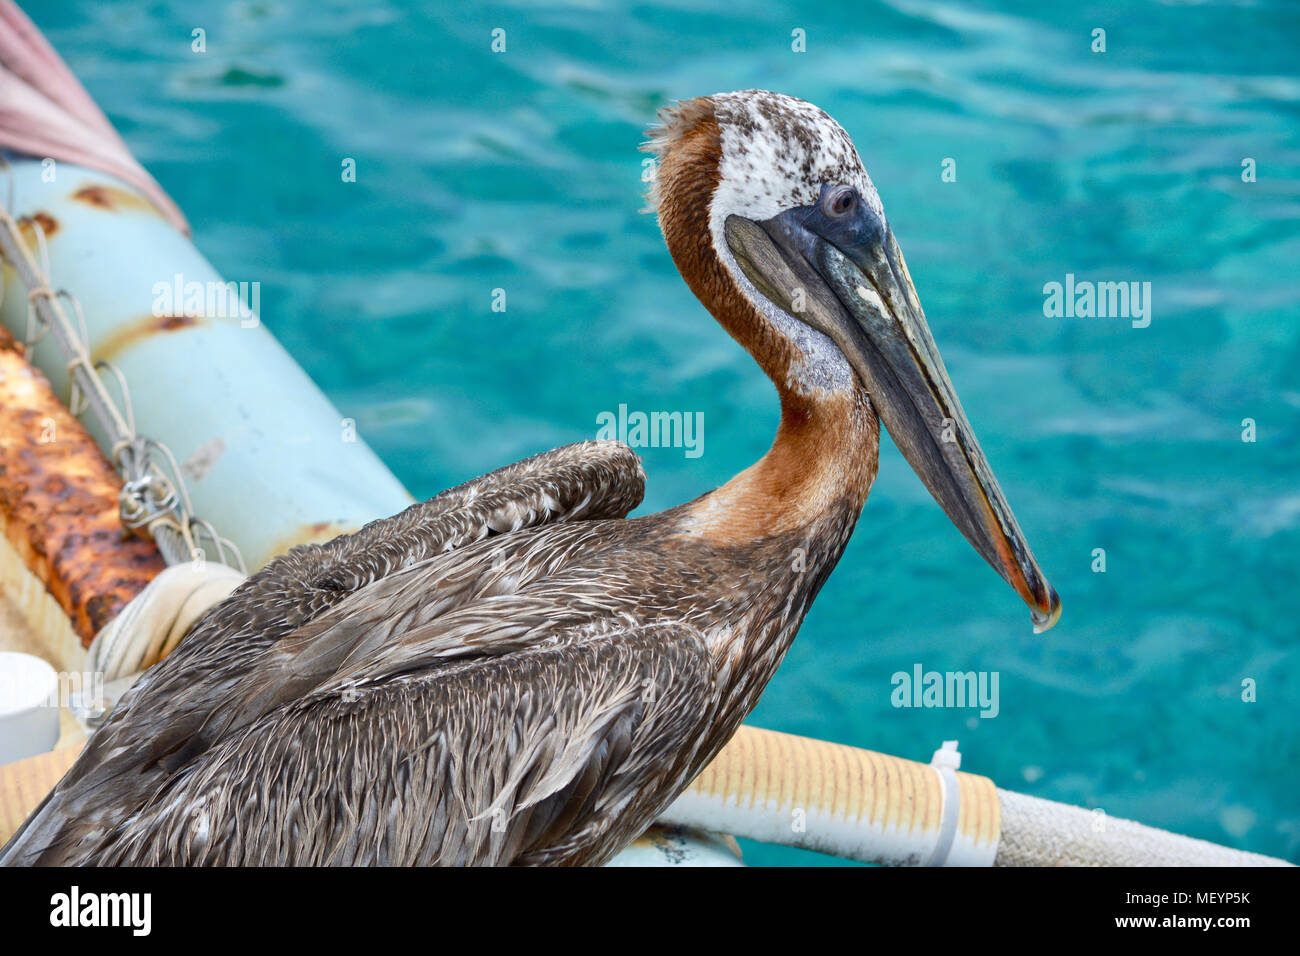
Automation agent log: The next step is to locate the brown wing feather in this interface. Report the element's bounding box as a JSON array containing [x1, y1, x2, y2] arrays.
[[0, 441, 644, 865], [26, 624, 711, 866]]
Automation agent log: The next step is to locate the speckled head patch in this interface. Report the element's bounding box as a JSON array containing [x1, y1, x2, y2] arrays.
[[643, 90, 882, 224], [708, 90, 883, 225]]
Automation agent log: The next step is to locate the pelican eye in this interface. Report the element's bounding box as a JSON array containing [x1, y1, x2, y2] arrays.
[[823, 186, 856, 219]]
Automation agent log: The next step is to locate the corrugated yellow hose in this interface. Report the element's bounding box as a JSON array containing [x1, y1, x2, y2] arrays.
[[661, 727, 999, 865]]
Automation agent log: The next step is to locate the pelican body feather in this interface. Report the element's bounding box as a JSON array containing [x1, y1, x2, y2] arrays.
[[1, 90, 1056, 866]]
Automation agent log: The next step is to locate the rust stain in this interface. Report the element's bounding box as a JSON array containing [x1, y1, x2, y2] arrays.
[[16, 212, 59, 244], [92, 313, 204, 365], [0, 343, 165, 645], [0, 323, 25, 356], [71, 183, 160, 217]]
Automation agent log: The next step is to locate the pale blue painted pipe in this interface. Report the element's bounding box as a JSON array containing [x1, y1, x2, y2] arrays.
[[0, 158, 413, 569]]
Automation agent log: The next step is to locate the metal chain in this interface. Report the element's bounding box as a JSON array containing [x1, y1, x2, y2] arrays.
[[0, 159, 245, 573]]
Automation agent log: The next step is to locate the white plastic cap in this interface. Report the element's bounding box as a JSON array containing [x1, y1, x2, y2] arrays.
[[0, 652, 60, 764]]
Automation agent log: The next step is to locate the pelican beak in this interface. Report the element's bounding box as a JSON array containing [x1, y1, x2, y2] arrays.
[[725, 189, 1060, 633]]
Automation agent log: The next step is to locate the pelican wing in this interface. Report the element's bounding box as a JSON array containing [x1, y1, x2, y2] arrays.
[[1, 441, 645, 864], [14, 620, 711, 865]]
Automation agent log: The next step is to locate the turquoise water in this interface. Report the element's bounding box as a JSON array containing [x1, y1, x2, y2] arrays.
[[29, 0, 1299, 865]]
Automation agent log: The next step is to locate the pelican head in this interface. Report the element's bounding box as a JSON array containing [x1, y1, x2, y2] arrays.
[[646, 90, 1060, 633]]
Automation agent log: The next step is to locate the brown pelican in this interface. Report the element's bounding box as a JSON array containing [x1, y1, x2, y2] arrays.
[[1, 90, 1058, 866]]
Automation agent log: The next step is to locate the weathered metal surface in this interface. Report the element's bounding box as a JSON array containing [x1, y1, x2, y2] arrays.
[[70, 184, 162, 218], [0, 161, 415, 572], [0, 323, 164, 644], [16, 211, 58, 242], [91, 312, 204, 365]]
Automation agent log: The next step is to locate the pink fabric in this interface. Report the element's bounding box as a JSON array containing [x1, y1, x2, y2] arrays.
[[0, 0, 190, 234]]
